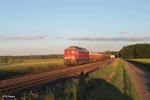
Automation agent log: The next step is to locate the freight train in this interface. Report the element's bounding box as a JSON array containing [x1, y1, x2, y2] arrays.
[[64, 46, 111, 65]]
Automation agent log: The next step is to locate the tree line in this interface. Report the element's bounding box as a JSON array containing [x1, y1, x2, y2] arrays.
[[0, 54, 63, 64], [104, 51, 118, 57], [119, 43, 150, 59]]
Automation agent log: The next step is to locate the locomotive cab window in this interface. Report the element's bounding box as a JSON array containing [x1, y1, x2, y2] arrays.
[[65, 51, 69, 54]]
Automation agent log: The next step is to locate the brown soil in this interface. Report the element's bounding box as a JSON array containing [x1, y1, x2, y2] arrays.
[[125, 61, 150, 100]]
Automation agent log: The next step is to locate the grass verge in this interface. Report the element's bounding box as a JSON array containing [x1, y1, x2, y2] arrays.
[[88, 59, 139, 100]]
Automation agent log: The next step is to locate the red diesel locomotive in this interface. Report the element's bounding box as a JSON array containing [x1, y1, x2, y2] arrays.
[[64, 46, 110, 65], [64, 46, 89, 65]]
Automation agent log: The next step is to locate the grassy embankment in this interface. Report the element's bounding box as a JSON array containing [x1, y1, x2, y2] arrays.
[[0, 59, 64, 80], [21, 59, 140, 100], [128, 59, 150, 71]]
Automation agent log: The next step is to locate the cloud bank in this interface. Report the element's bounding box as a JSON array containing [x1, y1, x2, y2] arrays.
[[69, 36, 150, 42], [120, 31, 128, 34], [0, 35, 48, 40], [1, 34, 150, 42]]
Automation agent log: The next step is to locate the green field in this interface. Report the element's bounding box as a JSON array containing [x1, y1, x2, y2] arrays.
[[0, 59, 64, 80], [21, 59, 139, 100], [129, 59, 150, 64]]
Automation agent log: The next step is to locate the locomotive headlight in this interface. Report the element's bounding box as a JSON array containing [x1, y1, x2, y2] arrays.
[[71, 56, 75, 59]]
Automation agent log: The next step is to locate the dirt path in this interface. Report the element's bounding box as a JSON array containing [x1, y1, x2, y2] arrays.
[[125, 61, 150, 100]]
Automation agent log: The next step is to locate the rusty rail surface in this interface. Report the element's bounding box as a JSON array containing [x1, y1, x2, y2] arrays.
[[0, 59, 114, 94]]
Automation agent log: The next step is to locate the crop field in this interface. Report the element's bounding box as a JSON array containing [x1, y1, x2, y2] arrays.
[[0, 58, 64, 80], [21, 59, 139, 100]]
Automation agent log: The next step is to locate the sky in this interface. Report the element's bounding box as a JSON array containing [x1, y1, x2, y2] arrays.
[[0, 0, 150, 55]]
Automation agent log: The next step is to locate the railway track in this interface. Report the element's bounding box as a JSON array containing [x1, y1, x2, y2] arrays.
[[0, 59, 114, 95]]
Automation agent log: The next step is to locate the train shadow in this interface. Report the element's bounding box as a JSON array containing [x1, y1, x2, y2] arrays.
[[126, 60, 150, 72], [77, 73, 131, 100]]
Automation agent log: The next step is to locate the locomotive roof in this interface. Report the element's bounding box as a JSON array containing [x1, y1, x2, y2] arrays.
[[68, 46, 89, 52]]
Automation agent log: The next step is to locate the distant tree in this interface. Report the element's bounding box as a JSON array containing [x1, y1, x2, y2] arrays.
[[119, 43, 150, 59], [105, 50, 119, 57], [0, 54, 64, 63], [1, 57, 9, 64]]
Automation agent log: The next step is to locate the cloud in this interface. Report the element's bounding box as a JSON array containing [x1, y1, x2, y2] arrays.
[[0, 35, 49, 40], [120, 31, 128, 34], [69, 36, 150, 42]]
